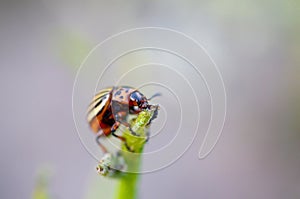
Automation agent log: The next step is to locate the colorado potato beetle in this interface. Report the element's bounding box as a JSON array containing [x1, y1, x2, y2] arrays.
[[87, 86, 160, 152]]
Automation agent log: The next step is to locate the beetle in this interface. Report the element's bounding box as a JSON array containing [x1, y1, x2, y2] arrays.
[[87, 86, 160, 152]]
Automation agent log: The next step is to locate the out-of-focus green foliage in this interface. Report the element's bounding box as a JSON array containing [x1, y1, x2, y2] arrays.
[[32, 170, 51, 199], [57, 31, 92, 69]]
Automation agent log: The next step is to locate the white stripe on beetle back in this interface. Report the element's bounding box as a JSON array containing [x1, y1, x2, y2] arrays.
[[87, 94, 109, 123]]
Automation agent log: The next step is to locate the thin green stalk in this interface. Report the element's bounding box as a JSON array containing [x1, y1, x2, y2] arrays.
[[115, 110, 155, 199], [115, 161, 140, 199]]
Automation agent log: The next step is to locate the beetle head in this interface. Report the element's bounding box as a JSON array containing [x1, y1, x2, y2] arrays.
[[129, 91, 149, 113]]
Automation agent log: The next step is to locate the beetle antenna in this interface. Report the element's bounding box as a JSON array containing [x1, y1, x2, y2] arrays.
[[148, 92, 162, 100]]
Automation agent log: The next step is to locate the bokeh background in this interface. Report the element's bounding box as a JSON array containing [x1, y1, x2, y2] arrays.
[[1, 0, 300, 199]]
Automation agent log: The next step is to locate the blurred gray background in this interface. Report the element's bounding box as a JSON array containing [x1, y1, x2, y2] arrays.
[[1, 0, 300, 199]]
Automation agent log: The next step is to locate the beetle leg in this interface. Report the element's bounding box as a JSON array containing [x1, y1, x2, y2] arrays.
[[110, 122, 133, 152], [95, 131, 108, 153], [145, 129, 150, 143], [120, 121, 139, 136], [146, 105, 159, 126], [110, 122, 124, 141], [115, 112, 138, 136]]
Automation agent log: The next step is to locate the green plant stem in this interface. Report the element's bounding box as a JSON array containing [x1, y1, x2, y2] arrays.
[[115, 110, 154, 199], [116, 158, 141, 199]]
